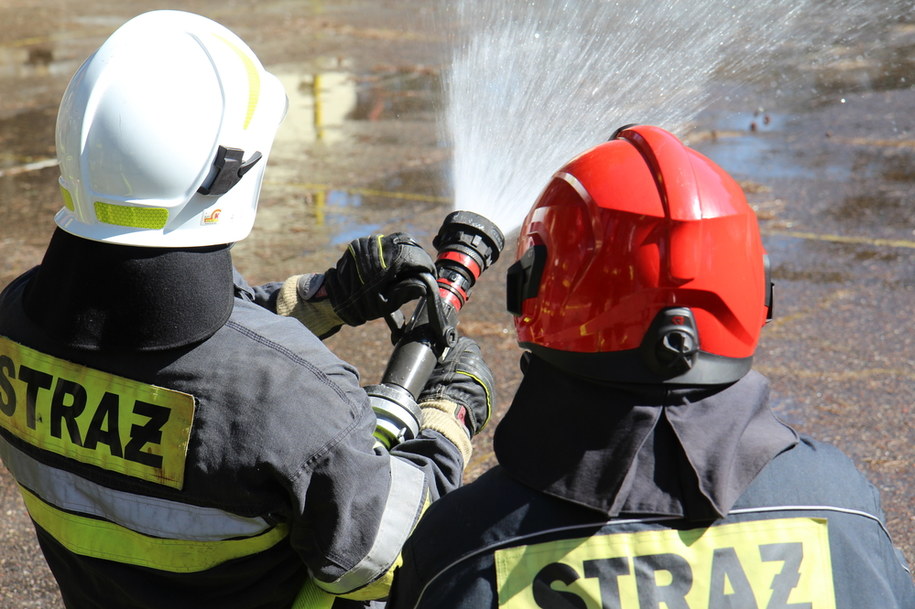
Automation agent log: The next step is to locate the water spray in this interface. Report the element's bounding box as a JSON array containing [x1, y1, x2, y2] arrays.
[[438, 0, 884, 235], [366, 211, 504, 449]]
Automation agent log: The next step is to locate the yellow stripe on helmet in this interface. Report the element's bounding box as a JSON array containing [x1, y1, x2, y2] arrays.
[[94, 201, 169, 230], [214, 34, 261, 130]]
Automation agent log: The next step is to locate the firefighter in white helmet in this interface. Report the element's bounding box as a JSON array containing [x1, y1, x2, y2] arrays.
[[0, 10, 493, 608], [388, 126, 914, 608]]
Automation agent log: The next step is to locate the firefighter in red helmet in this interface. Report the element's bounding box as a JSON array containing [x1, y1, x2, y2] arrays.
[[388, 125, 915, 608]]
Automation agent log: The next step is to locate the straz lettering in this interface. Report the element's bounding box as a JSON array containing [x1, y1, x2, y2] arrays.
[[0, 337, 195, 489], [495, 518, 836, 609]]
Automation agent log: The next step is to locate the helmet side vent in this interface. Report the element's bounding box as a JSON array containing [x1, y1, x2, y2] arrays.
[[640, 307, 700, 377]]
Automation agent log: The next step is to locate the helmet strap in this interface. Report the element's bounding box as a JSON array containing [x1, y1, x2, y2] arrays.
[[763, 254, 775, 321], [506, 244, 546, 315]]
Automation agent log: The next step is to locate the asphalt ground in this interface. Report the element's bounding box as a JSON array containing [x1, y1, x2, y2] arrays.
[[0, 2, 912, 606]]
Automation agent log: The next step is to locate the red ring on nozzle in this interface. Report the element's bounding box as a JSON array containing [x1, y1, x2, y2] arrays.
[[437, 276, 470, 310], [438, 288, 465, 311], [436, 251, 482, 280]]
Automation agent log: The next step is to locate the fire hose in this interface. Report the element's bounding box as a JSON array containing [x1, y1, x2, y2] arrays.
[[366, 211, 504, 449]]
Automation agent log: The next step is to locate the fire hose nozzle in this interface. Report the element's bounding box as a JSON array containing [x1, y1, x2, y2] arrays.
[[370, 211, 505, 449], [432, 211, 505, 314]]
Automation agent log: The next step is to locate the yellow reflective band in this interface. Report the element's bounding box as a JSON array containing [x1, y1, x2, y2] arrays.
[[20, 486, 288, 573], [495, 517, 836, 609], [292, 579, 336, 609], [338, 554, 402, 601], [214, 35, 261, 130], [94, 201, 168, 230], [0, 336, 195, 489], [59, 185, 74, 211]]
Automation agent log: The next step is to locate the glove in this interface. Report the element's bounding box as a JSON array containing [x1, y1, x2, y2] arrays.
[[322, 233, 435, 327], [418, 336, 495, 438], [274, 273, 344, 339]]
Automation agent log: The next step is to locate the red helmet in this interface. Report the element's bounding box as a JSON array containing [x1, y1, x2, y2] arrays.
[[506, 125, 773, 385]]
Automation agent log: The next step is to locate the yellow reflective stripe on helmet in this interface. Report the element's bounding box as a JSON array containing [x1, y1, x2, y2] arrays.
[[59, 185, 75, 211], [0, 336, 195, 489], [94, 201, 169, 229], [494, 517, 836, 609], [214, 34, 260, 130], [20, 486, 288, 573]]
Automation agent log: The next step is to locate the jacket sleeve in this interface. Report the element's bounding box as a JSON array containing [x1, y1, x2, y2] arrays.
[[234, 269, 344, 339], [278, 340, 465, 602], [233, 267, 282, 308]]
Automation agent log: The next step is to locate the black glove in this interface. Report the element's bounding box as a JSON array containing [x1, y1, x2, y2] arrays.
[[419, 336, 495, 437], [323, 233, 435, 327]]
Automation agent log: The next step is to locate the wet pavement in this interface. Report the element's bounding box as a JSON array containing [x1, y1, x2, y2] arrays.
[[0, 1, 913, 606]]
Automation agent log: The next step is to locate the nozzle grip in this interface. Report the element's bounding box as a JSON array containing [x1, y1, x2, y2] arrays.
[[380, 337, 440, 398]]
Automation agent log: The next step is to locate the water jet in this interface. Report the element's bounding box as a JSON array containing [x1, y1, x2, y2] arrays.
[[437, 0, 904, 237]]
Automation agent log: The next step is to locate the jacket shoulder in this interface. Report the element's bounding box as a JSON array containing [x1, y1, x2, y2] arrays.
[[735, 434, 882, 515]]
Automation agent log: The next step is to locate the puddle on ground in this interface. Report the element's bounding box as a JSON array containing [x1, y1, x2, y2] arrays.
[[304, 164, 452, 247], [272, 65, 441, 147]]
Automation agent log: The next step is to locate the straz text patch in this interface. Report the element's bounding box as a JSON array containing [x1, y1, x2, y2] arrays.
[[0, 336, 195, 489], [495, 517, 835, 609]]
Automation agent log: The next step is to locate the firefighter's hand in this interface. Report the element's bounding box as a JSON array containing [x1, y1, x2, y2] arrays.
[[322, 233, 435, 327], [419, 336, 495, 438]]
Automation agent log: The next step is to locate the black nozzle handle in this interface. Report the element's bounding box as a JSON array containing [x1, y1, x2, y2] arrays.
[[379, 273, 456, 398]]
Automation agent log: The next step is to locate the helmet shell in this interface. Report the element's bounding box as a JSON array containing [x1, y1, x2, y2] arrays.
[[54, 10, 288, 247], [511, 125, 770, 384]]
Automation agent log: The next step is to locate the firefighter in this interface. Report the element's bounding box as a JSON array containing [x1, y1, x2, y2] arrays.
[[0, 10, 494, 609], [388, 125, 915, 608]]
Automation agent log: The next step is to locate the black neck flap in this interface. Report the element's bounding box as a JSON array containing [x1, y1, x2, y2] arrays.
[[494, 355, 798, 520], [24, 229, 235, 352]]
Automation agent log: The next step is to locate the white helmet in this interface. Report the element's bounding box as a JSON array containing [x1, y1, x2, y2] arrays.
[[55, 10, 288, 247]]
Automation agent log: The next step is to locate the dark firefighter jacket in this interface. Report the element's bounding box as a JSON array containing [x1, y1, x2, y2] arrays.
[[0, 229, 465, 609], [388, 354, 915, 609]]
